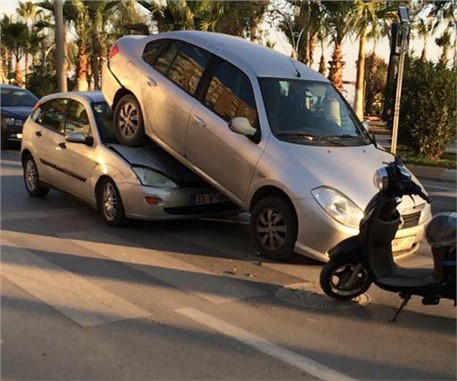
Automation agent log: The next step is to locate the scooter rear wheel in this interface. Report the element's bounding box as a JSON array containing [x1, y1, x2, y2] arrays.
[[320, 261, 372, 301]]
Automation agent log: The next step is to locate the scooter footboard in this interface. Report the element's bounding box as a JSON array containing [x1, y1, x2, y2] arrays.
[[328, 236, 364, 264]]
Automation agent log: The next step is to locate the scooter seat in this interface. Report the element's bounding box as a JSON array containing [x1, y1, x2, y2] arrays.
[[378, 267, 438, 288]]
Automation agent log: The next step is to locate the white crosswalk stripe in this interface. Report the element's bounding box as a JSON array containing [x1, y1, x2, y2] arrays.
[[1, 240, 151, 327]]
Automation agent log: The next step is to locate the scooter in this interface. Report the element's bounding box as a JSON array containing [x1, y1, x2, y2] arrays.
[[319, 158, 456, 321]]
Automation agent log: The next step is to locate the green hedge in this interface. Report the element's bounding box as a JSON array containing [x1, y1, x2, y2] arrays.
[[399, 59, 456, 160]]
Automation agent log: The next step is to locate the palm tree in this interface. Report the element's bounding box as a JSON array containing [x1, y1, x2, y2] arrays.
[[321, 1, 354, 91], [352, 0, 392, 120], [17, 1, 42, 83], [63, 0, 90, 90], [1, 21, 30, 86], [416, 17, 437, 63], [435, 28, 452, 66], [53, 0, 67, 92], [276, 1, 322, 65], [318, 30, 327, 75], [0, 15, 13, 83]]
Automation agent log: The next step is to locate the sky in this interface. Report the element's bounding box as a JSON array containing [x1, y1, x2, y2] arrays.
[[1, 0, 452, 103]]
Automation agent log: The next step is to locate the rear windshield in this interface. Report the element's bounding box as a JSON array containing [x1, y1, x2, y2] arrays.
[[91, 102, 117, 143], [1, 87, 38, 107]]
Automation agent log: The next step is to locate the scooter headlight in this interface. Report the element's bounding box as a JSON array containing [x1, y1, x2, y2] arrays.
[[312, 187, 364, 229], [373, 167, 389, 190]]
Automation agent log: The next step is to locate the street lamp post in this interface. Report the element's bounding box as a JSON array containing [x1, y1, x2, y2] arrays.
[[390, 6, 411, 155]]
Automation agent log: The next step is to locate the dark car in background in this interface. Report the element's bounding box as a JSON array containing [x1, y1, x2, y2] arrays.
[[1, 84, 39, 149]]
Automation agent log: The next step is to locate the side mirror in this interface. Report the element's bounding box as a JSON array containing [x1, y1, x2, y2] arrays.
[[66, 132, 93, 146], [228, 117, 257, 137], [362, 120, 370, 132]]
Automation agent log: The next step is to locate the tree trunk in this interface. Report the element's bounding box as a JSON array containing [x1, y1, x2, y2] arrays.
[[328, 41, 344, 92], [14, 59, 23, 86], [76, 39, 88, 91], [24, 54, 29, 86], [319, 53, 326, 75], [308, 31, 318, 67], [354, 31, 367, 120], [54, 0, 67, 92], [420, 37, 427, 63]]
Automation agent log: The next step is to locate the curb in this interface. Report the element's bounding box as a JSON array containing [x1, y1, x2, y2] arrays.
[[408, 165, 456, 184]]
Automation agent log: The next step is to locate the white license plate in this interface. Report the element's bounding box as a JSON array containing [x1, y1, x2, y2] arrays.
[[193, 192, 228, 205], [392, 236, 416, 252]]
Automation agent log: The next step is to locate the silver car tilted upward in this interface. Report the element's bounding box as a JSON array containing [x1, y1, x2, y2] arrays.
[[102, 31, 431, 261], [20, 91, 238, 225]]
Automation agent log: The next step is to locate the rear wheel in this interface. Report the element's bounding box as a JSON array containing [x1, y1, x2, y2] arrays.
[[250, 196, 298, 262], [23, 155, 49, 197], [97, 178, 126, 227], [113, 94, 145, 147], [320, 261, 372, 300]]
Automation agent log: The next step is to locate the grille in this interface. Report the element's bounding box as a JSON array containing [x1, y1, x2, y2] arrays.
[[400, 211, 421, 229]]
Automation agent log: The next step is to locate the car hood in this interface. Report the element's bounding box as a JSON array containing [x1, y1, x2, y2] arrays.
[[281, 142, 424, 211], [108, 143, 205, 185], [1, 106, 34, 119]]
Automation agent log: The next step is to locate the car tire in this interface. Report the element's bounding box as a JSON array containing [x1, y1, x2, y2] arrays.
[[320, 261, 372, 301], [250, 196, 298, 262], [113, 94, 146, 147], [97, 178, 126, 227], [23, 155, 49, 197]]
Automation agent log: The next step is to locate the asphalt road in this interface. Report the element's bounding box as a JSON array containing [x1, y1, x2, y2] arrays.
[[1, 149, 456, 380]]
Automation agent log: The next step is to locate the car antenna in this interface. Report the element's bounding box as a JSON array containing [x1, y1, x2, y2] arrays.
[[274, 30, 301, 78]]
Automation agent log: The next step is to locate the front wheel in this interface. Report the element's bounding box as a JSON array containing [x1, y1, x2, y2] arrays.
[[320, 261, 372, 300], [97, 178, 126, 227], [23, 155, 49, 197], [113, 94, 146, 147], [250, 196, 298, 262]]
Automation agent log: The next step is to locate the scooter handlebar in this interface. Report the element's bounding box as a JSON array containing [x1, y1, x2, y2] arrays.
[[411, 184, 431, 204]]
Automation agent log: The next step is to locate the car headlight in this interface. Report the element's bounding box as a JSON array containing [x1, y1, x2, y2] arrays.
[[311, 187, 364, 228], [5, 117, 24, 126], [132, 166, 178, 188]]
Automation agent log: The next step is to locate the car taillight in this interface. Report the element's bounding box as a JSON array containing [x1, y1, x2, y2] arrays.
[[109, 43, 119, 60]]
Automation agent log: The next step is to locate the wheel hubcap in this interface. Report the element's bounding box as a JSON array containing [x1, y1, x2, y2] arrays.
[[102, 183, 117, 221], [118, 102, 139, 138], [256, 208, 287, 250], [25, 160, 37, 191]]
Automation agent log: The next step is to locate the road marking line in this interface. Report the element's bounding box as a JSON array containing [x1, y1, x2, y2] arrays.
[[1, 160, 22, 167], [176, 307, 357, 381], [61, 229, 265, 305], [1, 208, 89, 221], [0, 240, 151, 327]]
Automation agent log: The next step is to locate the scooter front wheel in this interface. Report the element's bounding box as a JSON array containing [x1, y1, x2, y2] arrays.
[[320, 261, 372, 301]]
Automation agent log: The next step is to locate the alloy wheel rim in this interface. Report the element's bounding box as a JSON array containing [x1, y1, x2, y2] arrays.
[[330, 264, 368, 296], [102, 183, 117, 221], [118, 102, 139, 138], [25, 160, 37, 191], [256, 208, 287, 250]]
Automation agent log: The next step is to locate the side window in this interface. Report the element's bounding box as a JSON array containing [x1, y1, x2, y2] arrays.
[[41, 99, 69, 132], [204, 61, 258, 127], [142, 39, 169, 66], [65, 101, 92, 137], [167, 43, 212, 96], [30, 102, 48, 125], [154, 41, 180, 76]]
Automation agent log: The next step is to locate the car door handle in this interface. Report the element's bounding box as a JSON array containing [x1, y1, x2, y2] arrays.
[[192, 115, 206, 128], [58, 142, 66, 149], [147, 77, 157, 87], [35, 131, 42, 137]]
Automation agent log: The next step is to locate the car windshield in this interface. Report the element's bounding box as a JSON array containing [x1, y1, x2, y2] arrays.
[[91, 101, 117, 143], [1, 87, 38, 107], [259, 78, 371, 146]]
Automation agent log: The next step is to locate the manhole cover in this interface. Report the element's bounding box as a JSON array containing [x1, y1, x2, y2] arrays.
[[275, 282, 370, 309]]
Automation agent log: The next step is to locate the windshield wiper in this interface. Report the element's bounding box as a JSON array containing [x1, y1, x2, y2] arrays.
[[275, 132, 320, 141], [325, 134, 370, 144]]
